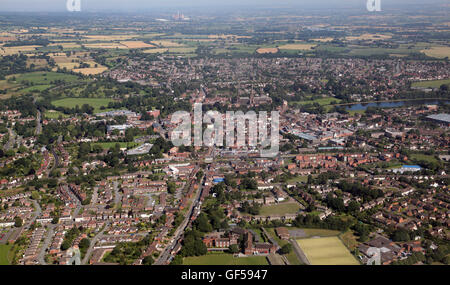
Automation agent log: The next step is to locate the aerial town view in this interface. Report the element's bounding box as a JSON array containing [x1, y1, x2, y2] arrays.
[[0, 0, 449, 274]]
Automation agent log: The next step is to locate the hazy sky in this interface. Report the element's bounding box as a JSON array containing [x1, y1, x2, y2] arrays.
[[0, 0, 447, 12]]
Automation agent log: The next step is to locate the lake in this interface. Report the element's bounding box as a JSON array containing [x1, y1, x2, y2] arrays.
[[345, 99, 450, 111]]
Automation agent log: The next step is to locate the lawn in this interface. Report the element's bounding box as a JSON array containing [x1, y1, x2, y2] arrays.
[[296, 237, 359, 265], [51, 98, 114, 113], [0, 244, 12, 265], [183, 253, 268, 265], [260, 202, 301, 216], [412, 79, 450, 88]]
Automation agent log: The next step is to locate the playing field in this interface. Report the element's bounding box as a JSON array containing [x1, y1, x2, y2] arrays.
[[51, 98, 113, 112], [260, 202, 301, 216], [0, 244, 12, 265], [296, 237, 359, 265], [183, 253, 268, 265]]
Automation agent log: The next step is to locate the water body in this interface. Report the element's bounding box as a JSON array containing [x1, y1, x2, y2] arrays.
[[345, 99, 450, 111]]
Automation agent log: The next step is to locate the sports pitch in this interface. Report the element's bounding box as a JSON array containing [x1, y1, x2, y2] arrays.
[[296, 236, 359, 265]]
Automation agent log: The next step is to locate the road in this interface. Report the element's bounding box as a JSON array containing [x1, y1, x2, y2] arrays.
[[3, 128, 16, 151], [37, 224, 56, 265], [113, 181, 121, 206], [290, 238, 311, 265], [35, 109, 42, 135], [154, 175, 204, 265], [81, 221, 111, 265]]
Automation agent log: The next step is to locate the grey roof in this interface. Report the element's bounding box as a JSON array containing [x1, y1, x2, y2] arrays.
[[427, 113, 450, 123]]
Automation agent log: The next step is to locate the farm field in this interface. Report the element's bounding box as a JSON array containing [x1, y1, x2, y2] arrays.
[[256, 47, 279, 54], [120, 41, 155, 49], [260, 202, 301, 216], [151, 40, 184, 47], [183, 253, 268, 265], [296, 237, 359, 265], [278, 43, 317, 51], [421, 46, 450, 59], [143, 48, 169, 54], [0, 45, 42, 55], [51, 98, 113, 113]]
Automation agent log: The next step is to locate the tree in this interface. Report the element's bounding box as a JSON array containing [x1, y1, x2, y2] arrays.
[[142, 255, 154, 265], [14, 216, 23, 227], [229, 244, 240, 254], [280, 244, 293, 254]]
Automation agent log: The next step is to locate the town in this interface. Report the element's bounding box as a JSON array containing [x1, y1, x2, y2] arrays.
[[0, 2, 449, 267]]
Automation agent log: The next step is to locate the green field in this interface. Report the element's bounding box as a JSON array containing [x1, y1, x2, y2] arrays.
[[412, 79, 450, 88], [303, 228, 341, 237], [260, 202, 301, 216], [51, 98, 114, 113], [0, 244, 12, 265], [296, 237, 359, 265], [13, 71, 80, 85], [92, 142, 140, 149], [409, 153, 439, 163], [20, 84, 53, 93], [290, 96, 342, 106], [287, 175, 308, 184], [183, 253, 268, 265]]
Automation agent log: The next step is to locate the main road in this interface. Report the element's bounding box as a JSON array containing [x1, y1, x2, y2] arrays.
[[154, 175, 204, 265]]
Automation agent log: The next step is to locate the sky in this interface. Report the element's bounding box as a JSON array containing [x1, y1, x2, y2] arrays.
[[0, 0, 447, 12]]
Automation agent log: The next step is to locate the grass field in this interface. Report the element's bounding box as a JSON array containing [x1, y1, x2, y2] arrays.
[[13, 71, 79, 85], [0, 244, 12, 265], [297, 237, 359, 265], [287, 175, 308, 184], [290, 96, 342, 106], [51, 98, 113, 113], [412, 79, 450, 88], [183, 253, 268, 265], [409, 153, 438, 163], [260, 202, 301, 216]]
